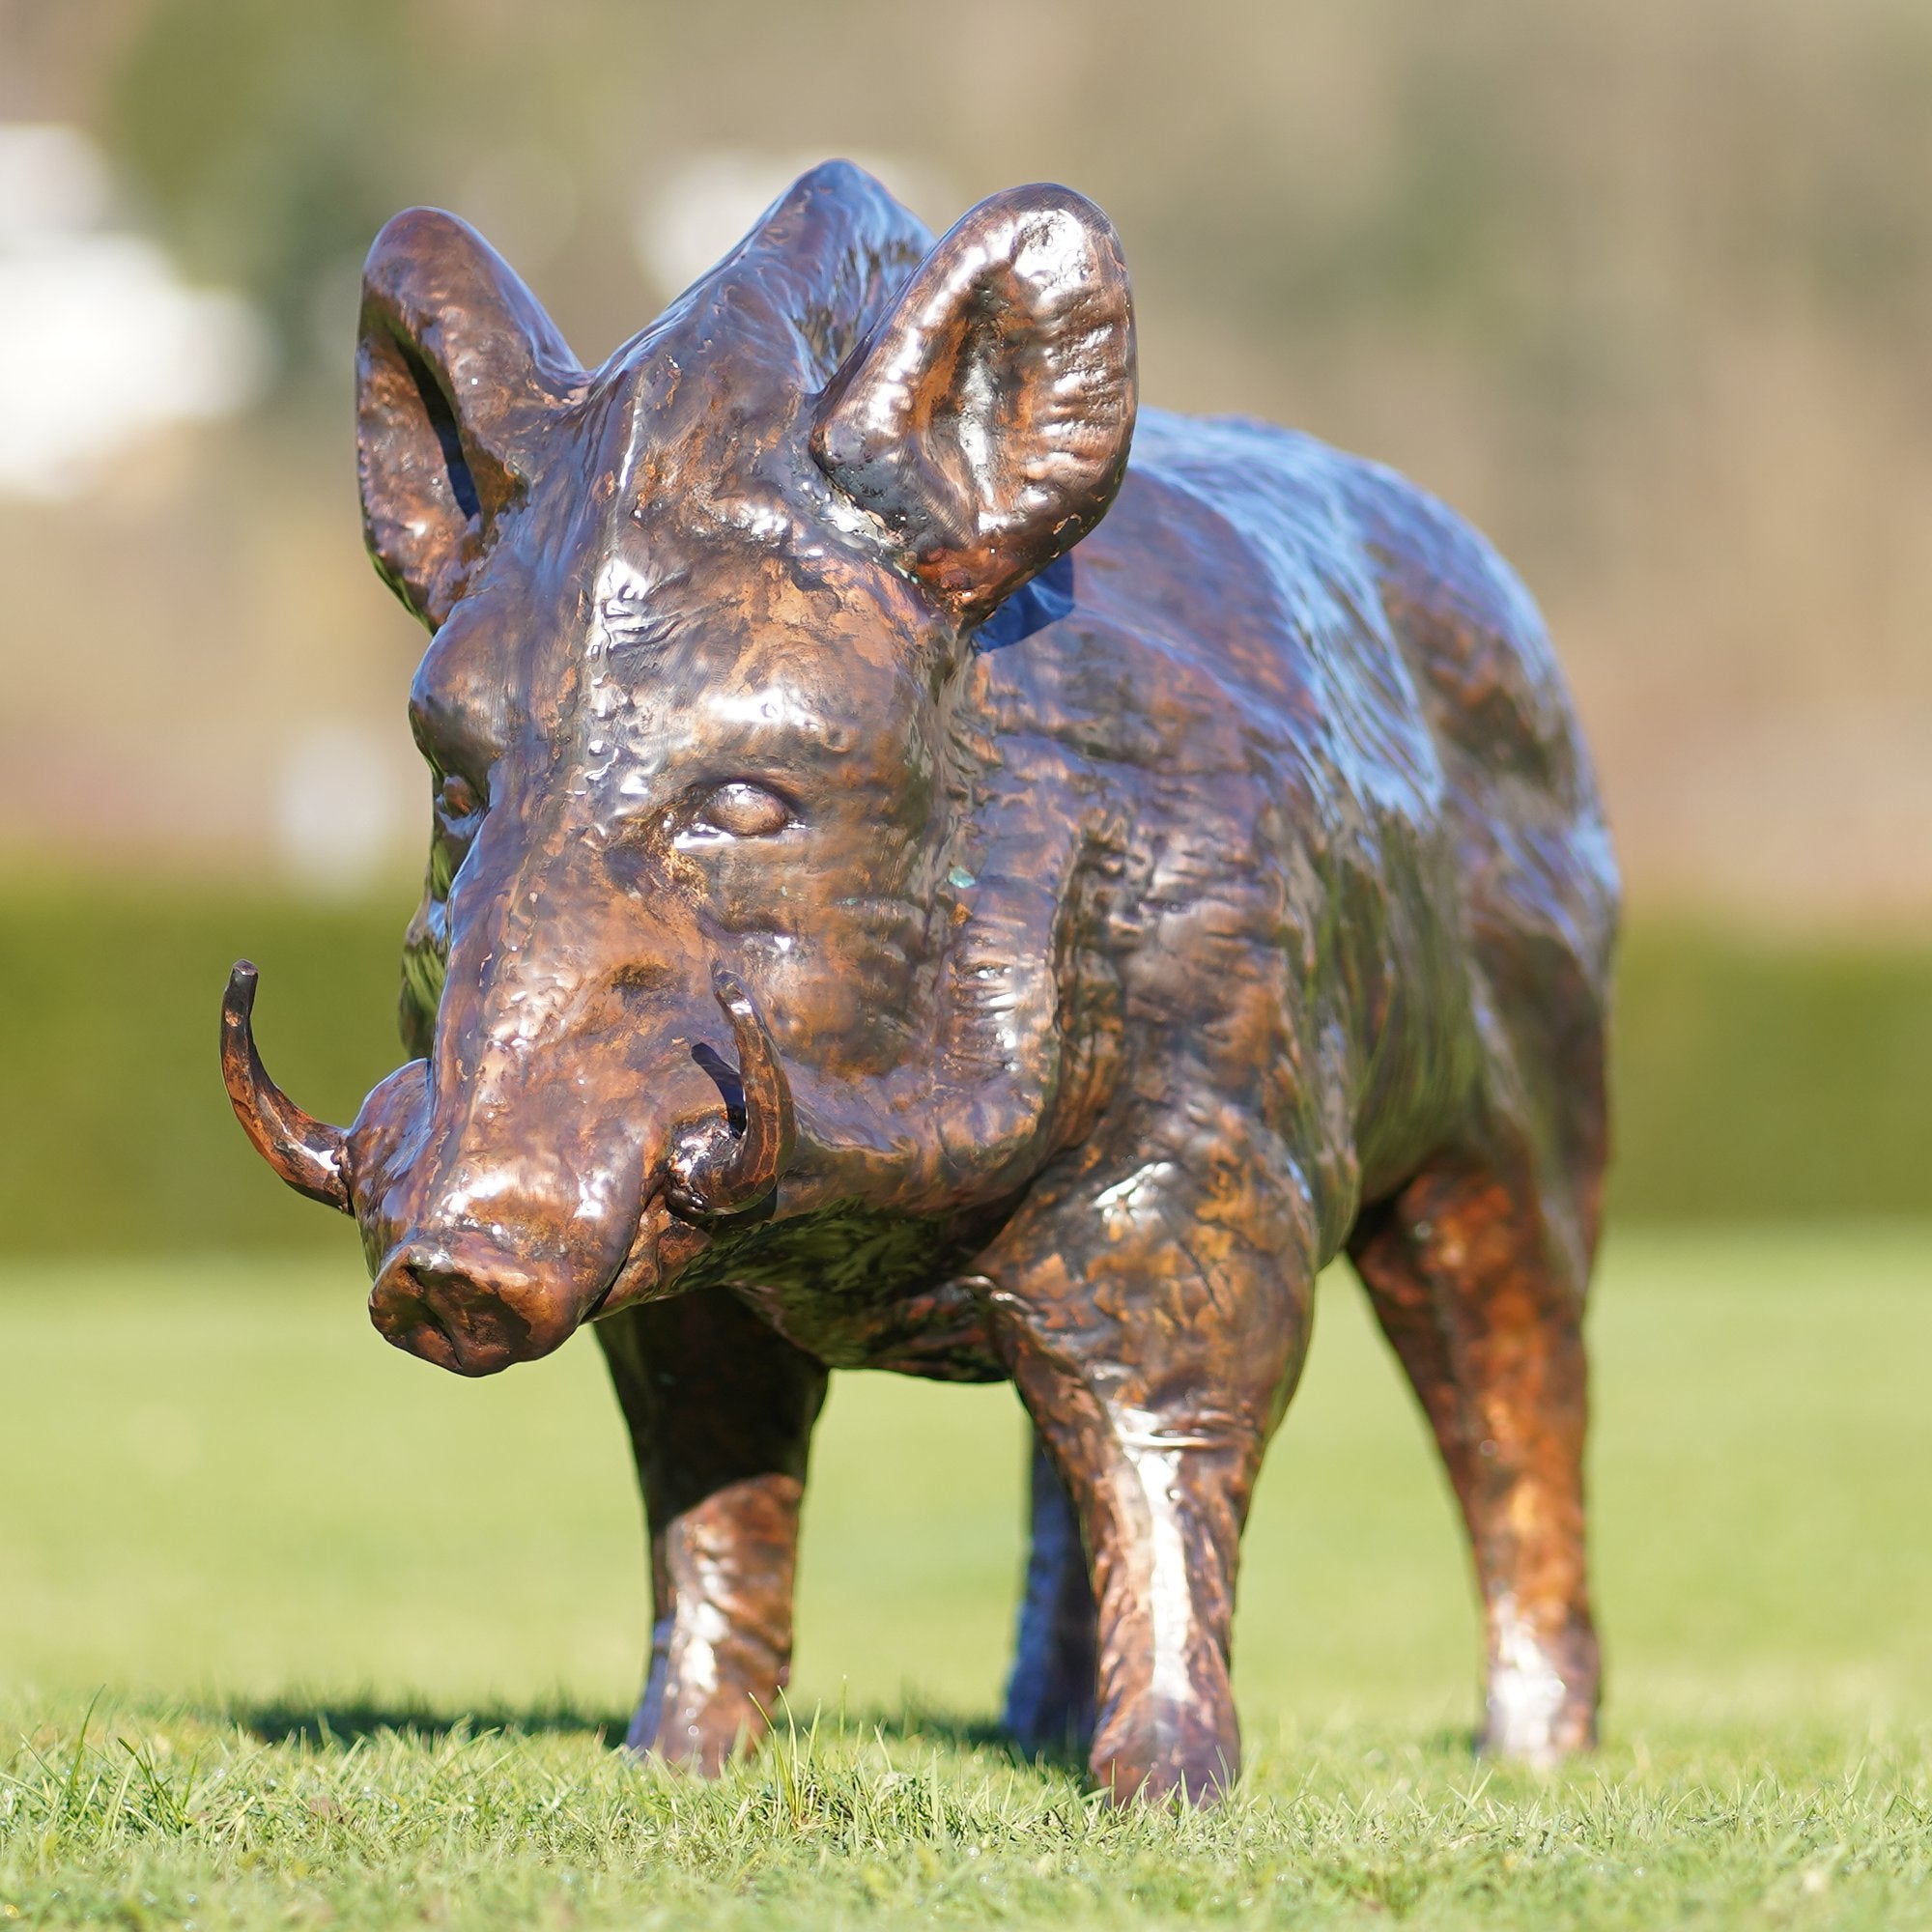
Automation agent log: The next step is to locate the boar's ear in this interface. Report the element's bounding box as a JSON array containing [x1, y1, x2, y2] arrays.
[[810, 185, 1136, 625], [357, 209, 578, 627]]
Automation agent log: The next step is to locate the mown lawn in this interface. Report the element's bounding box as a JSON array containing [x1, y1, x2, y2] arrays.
[[2, 1226, 1928, 1927]]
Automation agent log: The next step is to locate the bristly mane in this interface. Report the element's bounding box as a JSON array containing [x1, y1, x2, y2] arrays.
[[604, 161, 934, 402]]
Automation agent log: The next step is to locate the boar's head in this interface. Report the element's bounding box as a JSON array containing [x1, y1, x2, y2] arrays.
[[222, 163, 1136, 1375]]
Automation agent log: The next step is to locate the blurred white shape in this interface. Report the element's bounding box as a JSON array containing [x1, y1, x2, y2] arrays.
[[0, 123, 111, 242], [636, 148, 952, 298], [276, 722, 410, 895], [0, 122, 270, 501]]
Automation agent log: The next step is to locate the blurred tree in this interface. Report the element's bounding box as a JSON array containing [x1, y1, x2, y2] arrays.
[[10, 0, 1929, 923], [101, 0, 423, 397]]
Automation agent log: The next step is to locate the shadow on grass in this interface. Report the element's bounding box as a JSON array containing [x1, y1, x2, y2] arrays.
[[229, 1692, 1086, 1773], [234, 1697, 623, 1748]]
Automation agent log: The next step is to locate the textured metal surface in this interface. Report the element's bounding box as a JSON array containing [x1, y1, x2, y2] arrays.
[[223, 162, 1618, 1804]]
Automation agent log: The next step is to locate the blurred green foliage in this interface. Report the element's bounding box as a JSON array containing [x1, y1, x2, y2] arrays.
[[0, 881, 412, 1255], [1612, 925, 1932, 1220], [0, 885, 1923, 1255], [95, 0, 1932, 397], [104, 0, 421, 394]]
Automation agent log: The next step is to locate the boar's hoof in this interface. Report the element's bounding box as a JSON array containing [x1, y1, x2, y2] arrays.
[[1479, 1615, 1600, 1766], [1090, 1705, 1239, 1807]]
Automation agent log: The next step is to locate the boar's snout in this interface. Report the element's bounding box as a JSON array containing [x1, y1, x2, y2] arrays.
[[348, 1059, 646, 1377], [369, 1234, 585, 1377], [228, 964, 796, 1377], [352, 971, 794, 1376]]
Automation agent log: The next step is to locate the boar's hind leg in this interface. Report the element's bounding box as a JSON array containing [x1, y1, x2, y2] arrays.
[[1348, 1151, 1599, 1765], [1003, 1427, 1099, 1757], [595, 1289, 828, 1773]]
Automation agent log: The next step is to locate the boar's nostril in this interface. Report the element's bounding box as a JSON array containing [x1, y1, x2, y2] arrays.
[[378, 1248, 497, 1330], [372, 1243, 553, 1377], [690, 1041, 747, 1132], [403, 1262, 471, 1304]]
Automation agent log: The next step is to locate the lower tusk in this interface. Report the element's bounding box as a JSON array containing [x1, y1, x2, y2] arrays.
[[667, 967, 796, 1216], [220, 961, 354, 1212]]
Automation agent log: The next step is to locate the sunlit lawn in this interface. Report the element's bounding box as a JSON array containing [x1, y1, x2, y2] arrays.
[[2, 1226, 1928, 1926]]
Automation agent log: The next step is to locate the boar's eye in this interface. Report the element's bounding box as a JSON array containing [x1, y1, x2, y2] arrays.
[[438, 774, 483, 822], [689, 781, 793, 840]]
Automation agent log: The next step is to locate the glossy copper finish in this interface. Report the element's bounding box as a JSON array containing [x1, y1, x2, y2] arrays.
[[224, 162, 1618, 1804], [220, 963, 351, 1211], [666, 969, 798, 1217]]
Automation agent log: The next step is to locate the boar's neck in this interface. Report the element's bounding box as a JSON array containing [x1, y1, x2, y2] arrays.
[[786, 744, 1106, 1217]]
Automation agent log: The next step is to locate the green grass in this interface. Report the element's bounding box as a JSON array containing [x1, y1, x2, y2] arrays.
[[2, 1227, 1929, 1925]]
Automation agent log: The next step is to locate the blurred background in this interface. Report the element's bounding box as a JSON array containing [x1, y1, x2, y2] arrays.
[[5, 0, 1932, 1250], [2, 0, 1930, 1245], [1, 0, 1928, 1745]]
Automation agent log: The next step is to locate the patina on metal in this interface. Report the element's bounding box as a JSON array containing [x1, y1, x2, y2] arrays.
[[223, 162, 1618, 1804]]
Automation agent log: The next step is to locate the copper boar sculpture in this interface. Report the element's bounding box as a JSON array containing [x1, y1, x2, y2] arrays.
[[221, 162, 1617, 1804]]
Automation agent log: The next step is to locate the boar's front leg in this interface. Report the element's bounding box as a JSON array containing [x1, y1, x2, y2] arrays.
[[595, 1288, 828, 1772], [979, 1132, 1319, 1804]]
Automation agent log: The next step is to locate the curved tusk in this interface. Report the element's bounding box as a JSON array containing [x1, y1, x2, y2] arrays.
[[668, 967, 797, 1216], [220, 961, 353, 1212]]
